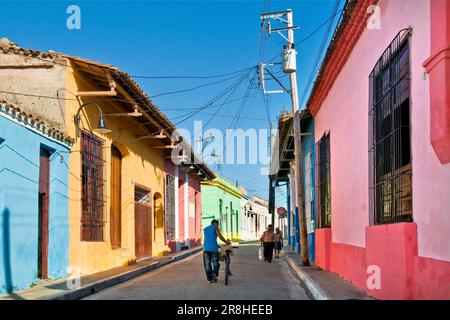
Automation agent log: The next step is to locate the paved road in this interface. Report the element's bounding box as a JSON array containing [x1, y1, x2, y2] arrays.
[[84, 244, 310, 300]]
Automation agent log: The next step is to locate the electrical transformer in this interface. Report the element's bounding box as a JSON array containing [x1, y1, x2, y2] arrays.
[[282, 47, 297, 73]]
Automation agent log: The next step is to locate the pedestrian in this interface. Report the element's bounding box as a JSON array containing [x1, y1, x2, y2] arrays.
[[260, 224, 275, 263], [274, 227, 283, 258], [203, 219, 231, 283]]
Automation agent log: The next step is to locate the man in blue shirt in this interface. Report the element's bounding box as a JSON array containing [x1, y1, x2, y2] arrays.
[[203, 219, 230, 283]]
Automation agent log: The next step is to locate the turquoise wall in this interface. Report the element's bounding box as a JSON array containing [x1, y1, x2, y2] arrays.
[[0, 114, 70, 294]]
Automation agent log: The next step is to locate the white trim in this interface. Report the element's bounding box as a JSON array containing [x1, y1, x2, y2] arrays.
[[175, 166, 179, 242], [0, 108, 71, 148], [184, 171, 189, 246]]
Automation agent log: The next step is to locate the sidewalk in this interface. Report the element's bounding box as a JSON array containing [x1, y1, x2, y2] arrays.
[[0, 246, 203, 300], [286, 252, 373, 300]]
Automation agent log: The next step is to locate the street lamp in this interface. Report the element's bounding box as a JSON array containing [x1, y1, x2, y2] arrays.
[[74, 102, 112, 136]]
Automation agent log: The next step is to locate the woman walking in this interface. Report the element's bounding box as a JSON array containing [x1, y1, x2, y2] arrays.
[[274, 227, 283, 258], [260, 225, 275, 263]]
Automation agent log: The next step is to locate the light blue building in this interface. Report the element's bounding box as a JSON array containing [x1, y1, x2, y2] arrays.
[[271, 111, 316, 263], [0, 99, 72, 294]]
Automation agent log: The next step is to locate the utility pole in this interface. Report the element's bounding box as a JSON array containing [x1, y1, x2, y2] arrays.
[[260, 9, 310, 266]]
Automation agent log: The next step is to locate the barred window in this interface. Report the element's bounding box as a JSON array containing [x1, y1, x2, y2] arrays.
[[369, 29, 413, 224], [81, 130, 105, 241], [316, 132, 331, 228], [165, 174, 176, 241]]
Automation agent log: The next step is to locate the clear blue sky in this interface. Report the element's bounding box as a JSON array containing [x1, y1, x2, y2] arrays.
[[1, 0, 344, 207]]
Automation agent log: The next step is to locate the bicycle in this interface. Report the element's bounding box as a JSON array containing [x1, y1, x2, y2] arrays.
[[224, 249, 232, 286]]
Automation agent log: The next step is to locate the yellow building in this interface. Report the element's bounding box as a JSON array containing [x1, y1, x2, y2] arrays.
[[63, 56, 214, 274], [0, 39, 213, 276]]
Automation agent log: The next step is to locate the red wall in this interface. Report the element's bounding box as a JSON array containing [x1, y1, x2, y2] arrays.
[[315, 223, 450, 300], [315, 228, 331, 271]]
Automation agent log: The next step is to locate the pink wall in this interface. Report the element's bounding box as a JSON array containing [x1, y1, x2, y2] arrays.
[[164, 161, 203, 250], [187, 172, 202, 246], [314, 0, 450, 260], [424, 0, 450, 163], [178, 169, 186, 243], [312, 0, 450, 299]]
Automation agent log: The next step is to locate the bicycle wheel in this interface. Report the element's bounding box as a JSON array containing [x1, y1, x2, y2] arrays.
[[224, 258, 230, 286]]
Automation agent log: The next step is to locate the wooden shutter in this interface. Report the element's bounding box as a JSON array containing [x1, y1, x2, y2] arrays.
[[110, 145, 122, 248]]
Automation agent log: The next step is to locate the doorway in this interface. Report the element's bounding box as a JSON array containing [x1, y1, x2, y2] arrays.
[[110, 145, 122, 249], [38, 148, 50, 279], [153, 192, 164, 242], [135, 185, 152, 259]]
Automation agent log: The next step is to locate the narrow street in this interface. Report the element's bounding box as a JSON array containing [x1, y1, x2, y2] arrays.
[[83, 244, 310, 300]]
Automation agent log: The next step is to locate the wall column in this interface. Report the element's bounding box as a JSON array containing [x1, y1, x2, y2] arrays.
[[184, 170, 189, 247], [174, 166, 180, 251], [423, 0, 450, 163]]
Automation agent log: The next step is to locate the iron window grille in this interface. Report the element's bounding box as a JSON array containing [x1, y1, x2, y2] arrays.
[[165, 175, 176, 241], [369, 29, 413, 225], [80, 130, 106, 241], [316, 131, 331, 228]]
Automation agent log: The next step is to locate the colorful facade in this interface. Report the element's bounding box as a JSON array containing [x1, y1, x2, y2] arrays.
[[306, 0, 450, 299], [201, 175, 242, 241], [164, 160, 213, 253], [0, 98, 72, 294], [0, 39, 213, 281], [271, 112, 316, 262]]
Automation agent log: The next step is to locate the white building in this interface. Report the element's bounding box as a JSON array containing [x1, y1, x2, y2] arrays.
[[239, 189, 253, 241], [248, 196, 270, 240], [238, 188, 272, 241]]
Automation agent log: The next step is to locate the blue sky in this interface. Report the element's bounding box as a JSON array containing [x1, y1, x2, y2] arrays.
[[1, 0, 344, 207]]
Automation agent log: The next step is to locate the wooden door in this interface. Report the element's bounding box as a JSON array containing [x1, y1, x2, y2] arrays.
[[135, 186, 152, 259], [38, 148, 50, 279], [110, 145, 122, 248]]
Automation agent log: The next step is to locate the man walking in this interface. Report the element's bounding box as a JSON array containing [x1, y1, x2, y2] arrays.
[[203, 219, 230, 283]]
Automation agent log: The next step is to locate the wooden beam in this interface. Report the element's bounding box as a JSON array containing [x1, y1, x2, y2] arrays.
[[150, 144, 177, 149]]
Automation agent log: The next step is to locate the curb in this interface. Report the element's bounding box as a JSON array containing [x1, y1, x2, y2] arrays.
[[286, 255, 328, 300], [54, 246, 203, 300]]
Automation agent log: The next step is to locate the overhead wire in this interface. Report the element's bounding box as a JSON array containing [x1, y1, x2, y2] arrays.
[[299, 0, 342, 107]]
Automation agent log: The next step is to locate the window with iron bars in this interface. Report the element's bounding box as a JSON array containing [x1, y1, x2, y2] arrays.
[[80, 130, 106, 241], [316, 131, 331, 228], [165, 174, 176, 241], [369, 29, 413, 225]]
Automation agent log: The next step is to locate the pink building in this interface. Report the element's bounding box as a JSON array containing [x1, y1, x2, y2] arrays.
[[164, 160, 214, 252], [308, 0, 450, 299]]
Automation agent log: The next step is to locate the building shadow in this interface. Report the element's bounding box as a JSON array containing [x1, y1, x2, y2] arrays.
[[1, 208, 25, 300], [2, 208, 12, 294]]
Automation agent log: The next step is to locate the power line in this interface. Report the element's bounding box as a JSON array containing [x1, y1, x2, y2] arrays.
[[149, 72, 248, 99], [299, 0, 342, 107], [295, 8, 345, 47], [130, 67, 253, 80], [263, 6, 345, 65]]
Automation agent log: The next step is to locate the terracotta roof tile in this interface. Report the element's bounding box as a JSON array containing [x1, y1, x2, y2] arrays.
[[0, 38, 214, 178], [0, 96, 74, 146]]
